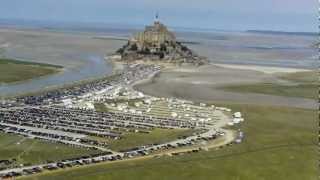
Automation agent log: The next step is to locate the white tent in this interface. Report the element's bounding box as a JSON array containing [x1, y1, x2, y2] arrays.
[[234, 112, 242, 118]]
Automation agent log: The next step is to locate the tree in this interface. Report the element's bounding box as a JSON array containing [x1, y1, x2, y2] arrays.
[[0, 48, 6, 58], [116, 48, 124, 54], [158, 52, 165, 59], [139, 47, 151, 55], [181, 45, 188, 52], [129, 43, 138, 51], [160, 43, 167, 52]]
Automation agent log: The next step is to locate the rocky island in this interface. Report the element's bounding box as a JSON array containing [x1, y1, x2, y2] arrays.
[[111, 14, 208, 66]]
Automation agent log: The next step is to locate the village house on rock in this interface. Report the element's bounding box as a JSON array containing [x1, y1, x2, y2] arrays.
[[113, 14, 208, 66]]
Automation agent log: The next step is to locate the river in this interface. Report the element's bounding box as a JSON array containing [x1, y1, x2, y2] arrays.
[[0, 55, 112, 97]]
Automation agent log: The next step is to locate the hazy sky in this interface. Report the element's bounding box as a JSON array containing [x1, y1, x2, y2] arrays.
[[0, 0, 317, 31]]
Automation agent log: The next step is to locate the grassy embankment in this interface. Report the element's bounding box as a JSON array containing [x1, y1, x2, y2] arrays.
[[0, 58, 62, 83], [21, 104, 317, 180], [220, 71, 318, 99], [0, 133, 101, 169]]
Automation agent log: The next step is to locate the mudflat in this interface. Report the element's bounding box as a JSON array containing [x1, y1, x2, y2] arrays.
[[134, 64, 316, 109]]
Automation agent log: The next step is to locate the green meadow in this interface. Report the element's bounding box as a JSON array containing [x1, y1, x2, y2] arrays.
[[0, 133, 101, 169], [0, 58, 62, 83], [220, 71, 317, 99]]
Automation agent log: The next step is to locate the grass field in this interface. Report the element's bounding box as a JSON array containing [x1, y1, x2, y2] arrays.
[[108, 128, 198, 151], [220, 71, 317, 99], [0, 58, 62, 83], [21, 104, 317, 180], [94, 103, 201, 151], [86, 127, 197, 152], [222, 83, 317, 99], [0, 133, 101, 169], [94, 103, 110, 112], [280, 71, 318, 84]]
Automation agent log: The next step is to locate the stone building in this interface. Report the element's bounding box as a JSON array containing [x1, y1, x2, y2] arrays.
[[131, 14, 176, 52], [114, 14, 209, 66]]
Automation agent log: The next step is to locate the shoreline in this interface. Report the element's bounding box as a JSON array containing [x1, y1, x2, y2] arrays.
[[212, 63, 312, 74], [7, 60, 310, 99], [0, 58, 65, 86], [0, 66, 64, 87], [2, 58, 122, 99]]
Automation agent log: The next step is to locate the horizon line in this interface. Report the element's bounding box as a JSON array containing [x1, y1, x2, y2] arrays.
[[0, 17, 317, 34]]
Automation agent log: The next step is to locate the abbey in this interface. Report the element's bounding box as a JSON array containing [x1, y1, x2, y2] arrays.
[[114, 14, 208, 66], [133, 14, 176, 52]]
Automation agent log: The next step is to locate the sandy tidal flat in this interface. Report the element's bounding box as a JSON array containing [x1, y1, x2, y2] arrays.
[[0, 28, 124, 96], [135, 65, 316, 109], [213, 63, 312, 74]]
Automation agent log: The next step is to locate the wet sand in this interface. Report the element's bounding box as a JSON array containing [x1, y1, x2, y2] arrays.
[[0, 28, 124, 96], [0, 28, 124, 68], [182, 31, 317, 69], [212, 63, 312, 74], [134, 65, 316, 109], [0, 27, 316, 100]]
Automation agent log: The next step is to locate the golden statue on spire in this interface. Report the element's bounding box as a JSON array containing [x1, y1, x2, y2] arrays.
[[155, 12, 159, 23]]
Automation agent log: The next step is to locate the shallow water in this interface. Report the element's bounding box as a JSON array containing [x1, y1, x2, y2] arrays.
[[178, 31, 317, 69], [0, 55, 112, 97]]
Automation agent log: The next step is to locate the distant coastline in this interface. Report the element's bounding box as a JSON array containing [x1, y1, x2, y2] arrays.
[[0, 18, 316, 36], [247, 30, 317, 37]]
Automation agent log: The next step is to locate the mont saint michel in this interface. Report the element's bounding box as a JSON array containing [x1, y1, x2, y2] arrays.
[[112, 15, 208, 66], [0, 1, 316, 179]]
